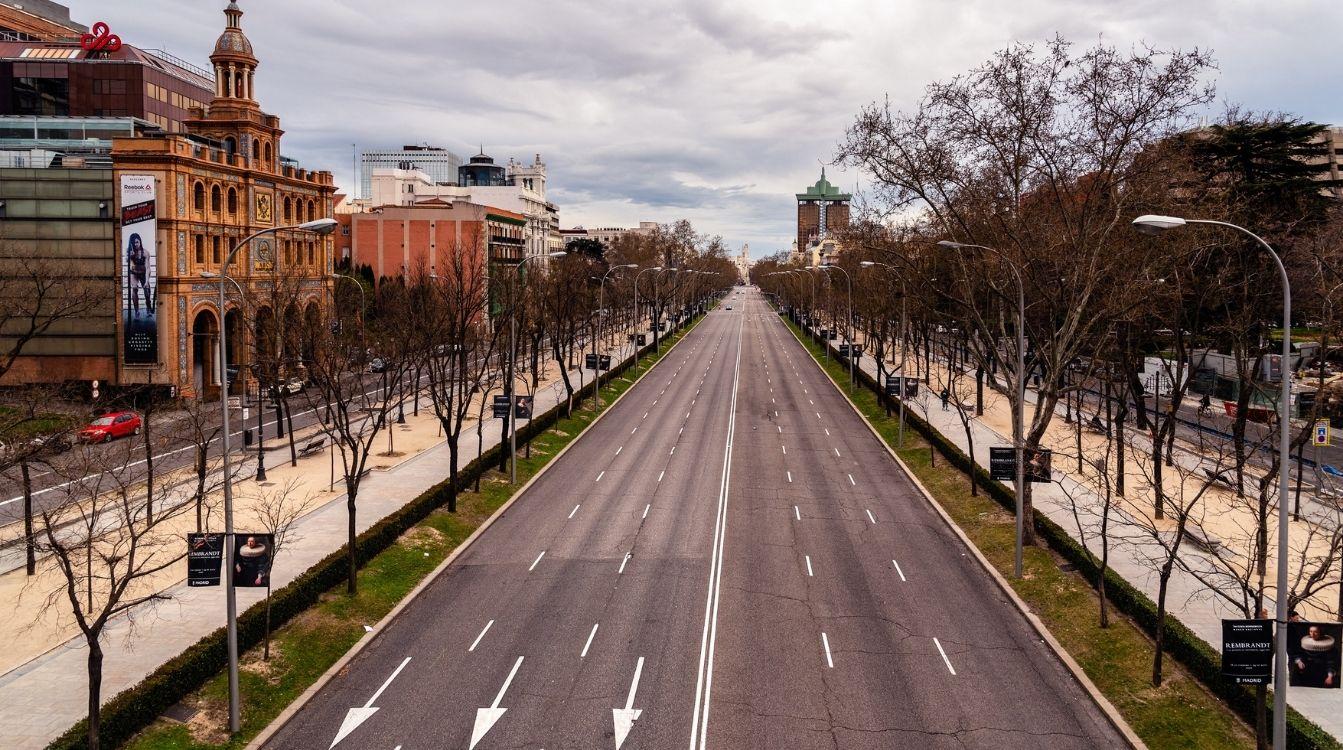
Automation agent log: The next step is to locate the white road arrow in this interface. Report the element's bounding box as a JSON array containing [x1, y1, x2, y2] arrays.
[[329, 657, 411, 748], [612, 656, 645, 750], [470, 656, 524, 749]]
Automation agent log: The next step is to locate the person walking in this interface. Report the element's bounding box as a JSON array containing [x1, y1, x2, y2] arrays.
[[940, 387, 950, 411], [1199, 392, 1212, 416]]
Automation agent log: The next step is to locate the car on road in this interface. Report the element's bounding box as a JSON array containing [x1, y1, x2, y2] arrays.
[[367, 357, 387, 373], [78, 410, 142, 443], [725, 305, 733, 310]]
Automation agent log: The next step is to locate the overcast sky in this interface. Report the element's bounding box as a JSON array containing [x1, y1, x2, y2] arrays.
[[67, 0, 1341, 259]]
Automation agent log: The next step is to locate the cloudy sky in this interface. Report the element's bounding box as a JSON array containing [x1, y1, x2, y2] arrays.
[[67, 0, 1342, 259]]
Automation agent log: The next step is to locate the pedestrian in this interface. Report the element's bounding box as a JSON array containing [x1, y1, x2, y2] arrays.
[[1199, 393, 1212, 416], [940, 387, 950, 411]]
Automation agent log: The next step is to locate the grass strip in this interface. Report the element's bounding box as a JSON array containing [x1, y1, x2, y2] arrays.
[[783, 317, 1256, 750], [116, 317, 705, 750]]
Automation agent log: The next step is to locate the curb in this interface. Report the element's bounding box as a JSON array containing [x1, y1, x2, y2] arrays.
[[246, 310, 712, 750], [779, 313, 1147, 750]]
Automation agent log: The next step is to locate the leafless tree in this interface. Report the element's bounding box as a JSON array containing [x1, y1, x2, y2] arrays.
[[246, 477, 315, 659]]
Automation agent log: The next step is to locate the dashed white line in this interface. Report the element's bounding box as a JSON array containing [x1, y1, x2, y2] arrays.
[[794, 505, 801, 520], [934, 638, 957, 675], [569, 504, 581, 519], [849, 474, 857, 486], [468, 620, 494, 652], [821, 633, 835, 668], [596, 471, 605, 482], [892, 559, 907, 581], [824, 428, 830, 436], [786, 471, 793, 483], [581, 623, 600, 658], [805, 555, 814, 577], [619, 553, 632, 574], [643, 503, 651, 519], [658, 470, 666, 482], [670, 446, 676, 455], [631, 427, 638, 434], [816, 412, 821, 419], [529, 551, 546, 571], [834, 448, 841, 458], [616, 446, 623, 456], [865, 509, 876, 523], [781, 445, 786, 454]]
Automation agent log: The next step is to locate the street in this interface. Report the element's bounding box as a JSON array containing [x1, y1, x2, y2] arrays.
[[260, 288, 1126, 749]]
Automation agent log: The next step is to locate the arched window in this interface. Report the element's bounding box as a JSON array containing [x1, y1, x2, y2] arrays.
[[227, 187, 238, 218], [211, 184, 221, 213], [283, 240, 292, 267], [307, 241, 315, 266], [296, 199, 305, 223], [193, 181, 205, 212], [211, 236, 221, 264], [251, 139, 260, 161], [307, 199, 316, 222], [263, 141, 272, 168], [194, 234, 205, 265], [283, 196, 292, 223]]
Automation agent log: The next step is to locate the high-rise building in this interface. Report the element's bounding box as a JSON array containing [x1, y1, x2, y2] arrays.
[[358, 144, 462, 199], [796, 168, 850, 252]]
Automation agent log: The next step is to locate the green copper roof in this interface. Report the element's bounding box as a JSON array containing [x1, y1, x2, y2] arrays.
[[796, 168, 851, 201]]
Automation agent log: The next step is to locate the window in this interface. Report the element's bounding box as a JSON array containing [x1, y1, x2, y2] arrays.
[[194, 235, 205, 265], [223, 136, 236, 156], [211, 185, 221, 213], [307, 241, 315, 266], [283, 240, 292, 267], [307, 199, 315, 222], [12, 77, 69, 115], [226, 187, 238, 217], [283, 196, 292, 223], [193, 181, 205, 211], [263, 141, 272, 167], [212, 236, 221, 264]]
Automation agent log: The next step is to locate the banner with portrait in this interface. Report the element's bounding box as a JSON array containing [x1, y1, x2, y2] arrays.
[[1288, 622, 1341, 689], [233, 533, 275, 588], [120, 175, 158, 364]]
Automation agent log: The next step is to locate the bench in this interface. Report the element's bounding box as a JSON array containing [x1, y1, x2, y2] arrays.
[[1184, 525, 1223, 554], [1202, 467, 1238, 492], [299, 437, 326, 457]]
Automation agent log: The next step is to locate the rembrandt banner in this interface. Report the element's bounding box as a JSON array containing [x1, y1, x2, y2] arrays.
[[120, 175, 158, 364]]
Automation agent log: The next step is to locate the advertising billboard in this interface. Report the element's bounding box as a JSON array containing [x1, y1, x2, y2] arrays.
[[233, 533, 275, 588], [120, 175, 158, 364], [187, 533, 224, 587]]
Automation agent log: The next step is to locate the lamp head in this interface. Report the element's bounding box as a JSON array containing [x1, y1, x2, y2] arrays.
[[299, 217, 339, 235], [1132, 215, 1187, 235], [936, 240, 970, 250], [860, 261, 875, 267], [548, 250, 568, 258]]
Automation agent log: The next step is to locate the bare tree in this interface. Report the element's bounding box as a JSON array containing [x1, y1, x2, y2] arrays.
[[246, 477, 315, 659]]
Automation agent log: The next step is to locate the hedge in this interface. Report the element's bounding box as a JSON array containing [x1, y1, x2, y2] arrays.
[[788, 311, 1339, 750], [47, 311, 707, 750]]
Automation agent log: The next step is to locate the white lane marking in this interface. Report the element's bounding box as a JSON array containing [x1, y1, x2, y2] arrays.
[[794, 505, 801, 520], [809, 399, 814, 405], [469, 620, 495, 652], [866, 509, 876, 523], [643, 412, 649, 419], [569, 504, 581, 519], [849, 474, 857, 486], [786, 471, 793, 483], [934, 638, 957, 675], [653, 399, 659, 405], [614, 657, 646, 749], [834, 448, 841, 458], [892, 559, 907, 581], [679, 427, 684, 435], [581, 623, 600, 658], [771, 397, 775, 404], [816, 412, 822, 419], [777, 425, 781, 433], [619, 553, 632, 574], [805, 556, 814, 577], [596, 471, 606, 482], [670, 446, 676, 455], [781, 445, 786, 454], [470, 656, 524, 749], [824, 428, 830, 436], [689, 309, 743, 750], [529, 550, 546, 571], [631, 427, 638, 434], [616, 446, 623, 456], [686, 412, 691, 419], [658, 470, 665, 482], [643, 503, 650, 518], [821, 633, 834, 668]]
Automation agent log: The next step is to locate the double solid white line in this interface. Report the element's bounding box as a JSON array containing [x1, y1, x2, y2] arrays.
[[688, 310, 743, 750]]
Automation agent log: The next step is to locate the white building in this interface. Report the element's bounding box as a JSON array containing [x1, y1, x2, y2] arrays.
[[358, 145, 463, 199], [733, 244, 753, 283]]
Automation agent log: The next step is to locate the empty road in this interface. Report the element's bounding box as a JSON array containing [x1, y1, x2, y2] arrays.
[[261, 288, 1127, 750]]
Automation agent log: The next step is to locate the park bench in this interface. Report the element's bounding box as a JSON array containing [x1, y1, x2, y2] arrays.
[[298, 437, 326, 457], [1202, 467, 1238, 492], [1184, 525, 1223, 554]]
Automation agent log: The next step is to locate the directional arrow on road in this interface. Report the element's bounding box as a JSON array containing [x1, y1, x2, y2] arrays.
[[470, 656, 524, 749], [613, 656, 646, 749], [330, 656, 411, 748]]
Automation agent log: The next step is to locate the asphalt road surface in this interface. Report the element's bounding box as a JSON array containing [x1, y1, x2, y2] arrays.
[[262, 288, 1127, 750]]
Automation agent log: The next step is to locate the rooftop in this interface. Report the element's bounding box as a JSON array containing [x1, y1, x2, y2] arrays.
[[796, 168, 851, 202]]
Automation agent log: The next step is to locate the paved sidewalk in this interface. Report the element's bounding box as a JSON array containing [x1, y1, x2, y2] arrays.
[[799, 321, 1343, 741], [0, 326, 658, 749]]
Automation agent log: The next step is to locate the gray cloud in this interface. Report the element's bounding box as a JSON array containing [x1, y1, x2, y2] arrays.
[[67, 0, 1343, 259]]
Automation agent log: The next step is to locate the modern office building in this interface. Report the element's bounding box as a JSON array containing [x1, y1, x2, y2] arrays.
[[0, 0, 84, 42], [358, 144, 463, 199], [796, 168, 850, 266]]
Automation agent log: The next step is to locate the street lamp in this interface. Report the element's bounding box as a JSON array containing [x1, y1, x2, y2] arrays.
[[593, 264, 637, 408], [632, 266, 662, 369], [937, 239, 1027, 580], [654, 267, 679, 354], [818, 263, 855, 389], [506, 251, 566, 483], [205, 215, 336, 735], [861, 260, 910, 447], [1134, 214, 1294, 750]]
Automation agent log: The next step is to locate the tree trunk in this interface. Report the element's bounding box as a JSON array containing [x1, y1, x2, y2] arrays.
[[1115, 396, 1127, 498], [86, 634, 104, 750], [195, 446, 207, 532], [264, 584, 273, 660], [284, 397, 298, 466], [1255, 684, 1269, 750], [446, 433, 459, 513], [1152, 565, 1171, 687], [22, 459, 35, 575], [143, 390, 154, 523], [346, 483, 359, 595]]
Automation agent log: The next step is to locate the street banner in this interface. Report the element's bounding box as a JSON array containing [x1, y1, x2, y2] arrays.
[[826, 330, 837, 341], [120, 175, 158, 365], [514, 395, 533, 419], [585, 353, 599, 370], [988, 447, 1053, 483], [1288, 622, 1341, 688], [187, 533, 224, 587], [492, 395, 511, 418], [1314, 419, 1331, 447], [1221, 619, 1273, 685], [885, 375, 899, 396], [600, 354, 612, 371], [232, 533, 274, 588]]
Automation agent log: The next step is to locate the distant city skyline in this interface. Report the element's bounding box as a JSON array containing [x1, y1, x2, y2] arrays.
[[62, 0, 1343, 260]]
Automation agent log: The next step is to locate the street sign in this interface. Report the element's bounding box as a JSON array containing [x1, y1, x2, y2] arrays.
[[1287, 622, 1341, 689], [514, 395, 534, 419], [989, 447, 1053, 483], [1221, 619, 1274, 685], [187, 533, 224, 587], [492, 395, 511, 419], [1314, 419, 1331, 447]]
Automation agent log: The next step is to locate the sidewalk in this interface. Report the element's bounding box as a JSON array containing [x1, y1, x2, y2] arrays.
[[807, 323, 1343, 741], [0, 328, 649, 749]]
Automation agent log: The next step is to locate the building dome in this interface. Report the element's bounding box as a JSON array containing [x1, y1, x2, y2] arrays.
[[214, 29, 253, 57]]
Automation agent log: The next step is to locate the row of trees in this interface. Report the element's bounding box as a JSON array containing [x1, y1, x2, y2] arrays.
[[756, 37, 1342, 748]]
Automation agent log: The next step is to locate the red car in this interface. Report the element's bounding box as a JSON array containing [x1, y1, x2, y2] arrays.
[[79, 410, 142, 443]]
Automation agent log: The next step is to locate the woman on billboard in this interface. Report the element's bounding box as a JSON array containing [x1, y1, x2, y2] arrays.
[[126, 232, 152, 317]]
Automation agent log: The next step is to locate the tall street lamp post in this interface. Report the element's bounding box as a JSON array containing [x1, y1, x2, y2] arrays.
[[654, 267, 678, 354], [819, 263, 855, 389], [937, 239, 1026, 579], [861, 260, 910, 447], [633, 266, 662, 369], [593, 264, 637, 408], [202, 216, 337, 734], [1134, 214, 1294, 750], [508, 251, 566, 483]]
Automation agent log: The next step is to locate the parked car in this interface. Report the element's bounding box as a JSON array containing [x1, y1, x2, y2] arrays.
[[78, 410, 142, 443], [367, 357, 387, 374], [279, 377, 306, 396]]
